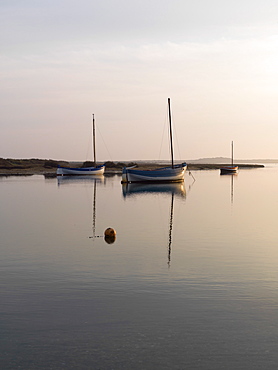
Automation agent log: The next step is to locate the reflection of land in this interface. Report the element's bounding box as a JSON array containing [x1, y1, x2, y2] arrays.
[[57, 175, 105, 186], [122, 182, 186, 198]]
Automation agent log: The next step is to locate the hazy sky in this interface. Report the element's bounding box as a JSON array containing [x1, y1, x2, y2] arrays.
[[1, 0, 278, 161]]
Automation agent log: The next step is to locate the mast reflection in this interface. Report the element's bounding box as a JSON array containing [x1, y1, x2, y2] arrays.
[[167, 192, 174, 267], [220, 172, 237, 204], [57, 175, 108, 241], [122, 182, 186, 266]]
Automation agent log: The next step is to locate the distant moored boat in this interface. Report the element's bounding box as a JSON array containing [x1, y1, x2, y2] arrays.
[[220, 141, 238, 175], [57, 114, 105, 176]]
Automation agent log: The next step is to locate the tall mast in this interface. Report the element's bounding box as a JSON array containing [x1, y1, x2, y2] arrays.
[[92, 114, 96, 166], [168, 98, 174, 168]]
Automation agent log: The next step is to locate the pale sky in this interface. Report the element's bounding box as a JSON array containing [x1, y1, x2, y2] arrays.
[[1, 0, 278, 161]]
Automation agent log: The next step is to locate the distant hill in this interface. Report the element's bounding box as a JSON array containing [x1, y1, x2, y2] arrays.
[[187, 157, 231, 164], [134, 158, 278, 165], [187, 157, 278, 164]]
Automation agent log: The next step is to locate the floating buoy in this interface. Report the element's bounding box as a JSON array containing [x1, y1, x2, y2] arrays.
[[104, 228, 116, 237], [104, 228, 116, 244]]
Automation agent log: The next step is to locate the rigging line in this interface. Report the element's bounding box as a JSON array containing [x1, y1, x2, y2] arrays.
[[159, 100, 173, 161], [171, 110, 183, 162], [188, 170, 196, 182], [85, 138, 91, 161], [166, 101, 172, 161], [96, 125, 113, 162], [85, 125, 93, 161], [166, 102, 179, 163], [158, 110, 167, 160]]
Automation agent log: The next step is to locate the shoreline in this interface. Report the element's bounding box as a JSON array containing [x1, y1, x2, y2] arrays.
[[0, 161, 264, 176]]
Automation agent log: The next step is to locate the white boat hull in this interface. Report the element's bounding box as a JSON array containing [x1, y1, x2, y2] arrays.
[[57, 165, 105, 176], [122, 163, 186, 183]]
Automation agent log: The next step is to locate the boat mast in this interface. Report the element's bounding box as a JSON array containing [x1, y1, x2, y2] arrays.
[[168, 98, 174, 168], [92, 114, 96, 166]]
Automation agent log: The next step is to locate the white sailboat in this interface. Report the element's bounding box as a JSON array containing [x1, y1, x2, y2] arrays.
[[121, 98, 186, 183], [220, 141, 238, 175], [57, 114, 105, 176]]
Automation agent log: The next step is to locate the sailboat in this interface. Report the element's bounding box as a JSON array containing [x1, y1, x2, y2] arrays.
[[57, 114, 105, 176], [121, 98, 186, 183], [220, 141, 238, 175]]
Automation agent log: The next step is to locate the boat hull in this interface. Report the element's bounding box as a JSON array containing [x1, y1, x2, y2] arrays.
[[122, 163, 187, 183], [220, 166, 238, 175], [57, 165, 105, 176]]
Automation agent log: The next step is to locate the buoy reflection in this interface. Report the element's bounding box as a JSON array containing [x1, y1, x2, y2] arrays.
[[104, 234, 116, 244]]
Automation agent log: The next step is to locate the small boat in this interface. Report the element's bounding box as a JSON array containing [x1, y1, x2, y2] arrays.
[[57, 114, 105, 176], [122, 98, 187, 183], [220, 141, 238, 175], [57, 164, 105, 176]]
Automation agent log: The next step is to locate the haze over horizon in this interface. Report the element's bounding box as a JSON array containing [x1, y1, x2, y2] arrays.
[[1, 0, 278, 162]]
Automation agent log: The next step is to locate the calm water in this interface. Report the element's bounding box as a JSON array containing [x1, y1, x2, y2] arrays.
[[1, 166, 278, 369]]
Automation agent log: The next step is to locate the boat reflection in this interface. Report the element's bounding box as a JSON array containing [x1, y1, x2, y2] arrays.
[[220, 172, 237, 204], [230, 173, 236, 204], [122, 182, 186, 198], [57, 175, 105, 186], [122, 182, 186, 266]]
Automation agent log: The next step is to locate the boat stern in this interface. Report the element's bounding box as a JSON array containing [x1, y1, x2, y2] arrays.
[[121, 167, 128, 183], [56, 166, 63, 176]]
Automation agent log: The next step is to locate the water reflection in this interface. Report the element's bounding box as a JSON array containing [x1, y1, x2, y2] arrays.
[[4, 171, 278, 369], [122, 182, 186, 198], [167, 192, 174, 266], [220, 172, 237, 204], [104, 233, 117, 244], [56, 175, 113, 242], [57, 175, 105, 186], [122, 182, 186, 266]]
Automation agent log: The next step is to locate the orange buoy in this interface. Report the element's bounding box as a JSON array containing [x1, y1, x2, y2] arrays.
[[104, 228, 116, 244], [104, 228, 116, 237]]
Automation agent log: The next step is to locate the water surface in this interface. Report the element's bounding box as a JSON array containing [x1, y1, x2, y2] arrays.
[[1, 167, 278, 369]]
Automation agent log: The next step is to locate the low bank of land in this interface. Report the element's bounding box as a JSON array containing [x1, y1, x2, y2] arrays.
[[0, 158, 264, 176]]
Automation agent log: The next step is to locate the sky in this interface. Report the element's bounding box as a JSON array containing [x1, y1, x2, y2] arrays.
[[1, 0, 278, 162]]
